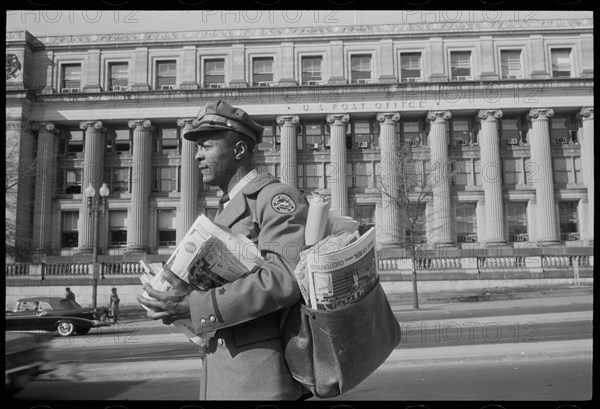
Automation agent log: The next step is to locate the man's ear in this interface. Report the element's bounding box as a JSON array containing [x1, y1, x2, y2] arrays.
[[234, 140, 248, 160]]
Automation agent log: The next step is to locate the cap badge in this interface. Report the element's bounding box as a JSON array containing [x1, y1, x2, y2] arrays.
[[271, 193, 297, 214], [226, 121, 233, 127]]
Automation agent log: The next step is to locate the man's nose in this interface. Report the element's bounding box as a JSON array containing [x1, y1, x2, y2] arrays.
[[194, 147, 203, 161]]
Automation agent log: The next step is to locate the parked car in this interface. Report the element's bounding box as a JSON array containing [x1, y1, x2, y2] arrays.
[[5, 331, 50, 395], [5, 297, 112, 337]]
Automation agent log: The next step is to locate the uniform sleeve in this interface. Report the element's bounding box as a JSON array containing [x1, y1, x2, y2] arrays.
[[188, 183, 308, 335]]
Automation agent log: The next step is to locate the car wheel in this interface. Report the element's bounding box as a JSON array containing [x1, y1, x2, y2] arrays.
[[56, 321, 74, 337], [75, 327, 91, 335]]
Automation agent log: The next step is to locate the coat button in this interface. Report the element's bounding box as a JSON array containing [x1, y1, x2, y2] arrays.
[[200, 318, 206, 324], [209, 315, 216, 322], [217, 338, 225, 346]]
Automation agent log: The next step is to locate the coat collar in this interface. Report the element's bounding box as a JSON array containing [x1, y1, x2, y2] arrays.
[[214, 172, 279, 228]]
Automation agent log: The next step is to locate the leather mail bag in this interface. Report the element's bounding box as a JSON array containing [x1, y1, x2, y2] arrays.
[[282, 280, 401, 398]]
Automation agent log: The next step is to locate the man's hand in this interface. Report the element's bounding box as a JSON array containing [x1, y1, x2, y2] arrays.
[[137, 268, 193, 324]]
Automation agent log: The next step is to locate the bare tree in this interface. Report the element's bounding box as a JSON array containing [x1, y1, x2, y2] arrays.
[[379, 141, 453, 309], [5, 121, 38, 262]]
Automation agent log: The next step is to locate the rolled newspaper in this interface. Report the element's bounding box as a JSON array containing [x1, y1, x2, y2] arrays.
[[304, 192, 330, 246]]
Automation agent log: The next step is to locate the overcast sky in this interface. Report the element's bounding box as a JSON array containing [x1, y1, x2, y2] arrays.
[[6, 10, 593, 37]]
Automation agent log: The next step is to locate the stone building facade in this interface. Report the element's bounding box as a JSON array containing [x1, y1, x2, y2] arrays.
[[5, 18, 593, 263]]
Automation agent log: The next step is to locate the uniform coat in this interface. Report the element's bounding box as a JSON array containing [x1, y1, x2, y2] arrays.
[[188, 171, 308, 400]]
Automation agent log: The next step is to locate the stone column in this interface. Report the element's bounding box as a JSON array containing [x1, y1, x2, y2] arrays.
[[127, 119, 153, 252], [377, 112, 402, 246], [177, 118, 201, 243], [326, 113, 350, 216], [276, 115, 300, 187], [180, 46, 199, 89], [478, 109, 505, 244], [579, 107, 594, 243], [427, 110, 453, 246], [527, 108, 558, 244], [32, 122, 58, 253], [78, 121, 106, 252]]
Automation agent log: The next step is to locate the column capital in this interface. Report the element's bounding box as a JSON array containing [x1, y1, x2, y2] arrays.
[[427, 110, 452, 122], [527, 108, 554, 121], [326, 113, 350, 125], [579, 106, 594, 120], [176, 117, 196, 129], [276, 115, 300, 126], [79, 120, 104, 131], [478, 109, 503, 121], [376, 112, 401, 123], [128, 119, 153, 130], [30, 122, 58, 134]]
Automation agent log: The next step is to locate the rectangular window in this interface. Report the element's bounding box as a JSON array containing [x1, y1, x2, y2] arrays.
[[503, 159, 521, 185], [204, 59, 225, 88], [256, 121, 276, 151], [109, 210, 128, 247], [506, 202, 528, 239], [156, 127, 179, 154], [109, 62, 129, 90], [473, 160, 482, 186], [62, 129, 84, 156], [401, 119, 423, 146], [59, 169, 82, 194], [152, 167, 178, 192], [62, 64, 81, 91], [157, 209, 176, 246], [354, 204, 375, 227], [551, 48, 573, 78], [252, 57, 274, 86], [296, 165, 304, 189], [450, 51, 472, 80], [501, 116, 523, 145], [305, 164, 320, 189], [353, 119, 373, 149], [553, 158, 570, 184], [451, 160, 470, 186], [456, 203, 477, 242], [156, 60, 177, 89], [451, 117, 475, 146], [353, 162, 370, 188], [524, 158, 538, 185], [550, 115, 572, 144], [574, 157, 582, 184], [559, 201, 579, 240], [304, 121, 324, 150], [500, 50, 522, 79], [301, 56, 323, 84], [106, 167, 130, 193], [406, 203, 427, 243], [350, 54, 372, 83], [107, 129, 131, 155], [61, 211, 79, 248], [400, 53, 422, 82]]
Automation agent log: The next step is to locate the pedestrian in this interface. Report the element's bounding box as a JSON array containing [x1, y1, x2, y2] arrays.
[[137, 100, 310, 400], [65, 287, 76, 302], [109, 287, 120, 323]]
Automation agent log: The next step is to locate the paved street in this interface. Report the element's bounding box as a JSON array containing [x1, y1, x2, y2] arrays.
[[10, 292, 593, 401]]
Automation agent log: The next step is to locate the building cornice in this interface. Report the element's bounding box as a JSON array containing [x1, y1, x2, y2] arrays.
[[6, 18, 594, 49]]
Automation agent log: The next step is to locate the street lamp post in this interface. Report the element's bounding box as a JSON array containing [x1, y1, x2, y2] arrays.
[[85, 182, 110, 308]]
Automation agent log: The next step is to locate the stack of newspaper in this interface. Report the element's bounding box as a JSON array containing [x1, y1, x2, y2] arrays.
[[294, 193, 378, 311], [139, 214, 264, 343]]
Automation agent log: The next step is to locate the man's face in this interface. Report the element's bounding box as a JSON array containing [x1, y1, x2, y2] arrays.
[[194, 133, 238, 187]]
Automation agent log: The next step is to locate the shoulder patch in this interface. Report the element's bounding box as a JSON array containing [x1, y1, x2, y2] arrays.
[[271, 193, 297, 214]]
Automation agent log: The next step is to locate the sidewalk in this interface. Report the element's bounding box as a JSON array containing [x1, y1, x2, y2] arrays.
[[119, 283, 594, 322]]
